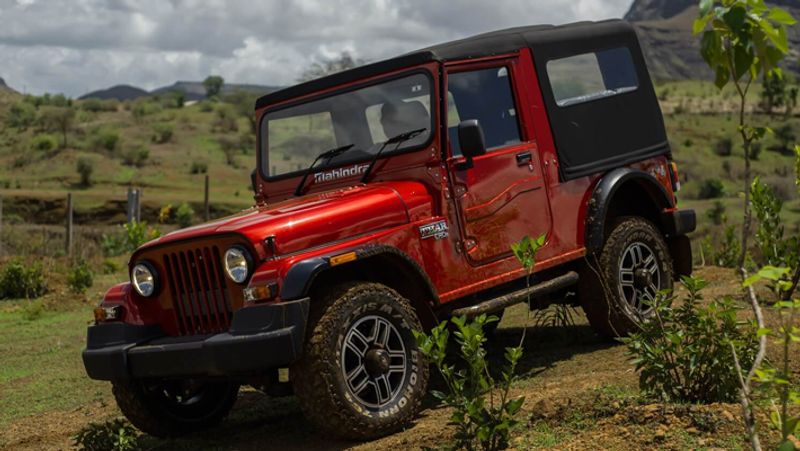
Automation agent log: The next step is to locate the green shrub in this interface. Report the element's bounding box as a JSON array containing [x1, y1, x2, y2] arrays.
[[714, 137, 733, 156], [101, 222, 161, 256], [698, 178, 726, 199], [190, 161, 208, 174], [121, 145, 149, 167], [30, 134, 59, 152], [88, 129, 120, 152], [21, 299, 45, 321], [706, 200, 727, 226], [80, 98, 118, 112], [102, 259, 121, 275], [622, 277, 758, 404], [0, 259, 47, 299], [213, 104, 239, 132], [7, 101, 37, 129], [131, 100, 162, 121], [714, 225, 741, 268], [175, 202, 195, 228], [73, 419, 140, 451], [151, 123, 174, 144], [414, 315, 524, 451], [67, 261, 94, 293], [76, 157, 94, 187], [775, 124, 796, 154]]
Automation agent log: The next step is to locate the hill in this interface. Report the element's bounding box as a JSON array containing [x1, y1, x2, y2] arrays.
[[0, 77, 17, 94], [151, 81, 281, 101], [627, 0, 800, 80], [79, 84, 148, 101]]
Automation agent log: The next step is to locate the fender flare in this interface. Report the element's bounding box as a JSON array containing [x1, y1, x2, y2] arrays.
[[584, 168, 674, 253], [280, 245, 438, 303]]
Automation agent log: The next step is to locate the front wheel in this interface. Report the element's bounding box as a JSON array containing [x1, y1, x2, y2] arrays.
[[112, 379, 239, 437], [291, 283, 429, 440], [580, 216, 674, 338]]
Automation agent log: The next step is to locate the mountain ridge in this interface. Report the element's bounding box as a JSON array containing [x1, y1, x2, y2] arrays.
[[80, 81, 282, 101]]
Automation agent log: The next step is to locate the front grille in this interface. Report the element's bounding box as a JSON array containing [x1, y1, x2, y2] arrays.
[[162, 246, 233, 335]]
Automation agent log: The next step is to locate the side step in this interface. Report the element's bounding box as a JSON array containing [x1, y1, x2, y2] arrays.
[[450, 271, 580, 318]]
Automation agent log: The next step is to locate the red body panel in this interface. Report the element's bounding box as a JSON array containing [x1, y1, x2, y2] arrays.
[[105, 49, 680, 332]]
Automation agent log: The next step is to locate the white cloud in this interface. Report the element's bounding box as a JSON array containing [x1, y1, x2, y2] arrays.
[[0, 0, 634, 96]]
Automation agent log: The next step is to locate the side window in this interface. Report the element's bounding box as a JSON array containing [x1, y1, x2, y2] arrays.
[[447, 67, 521, 157], [547, 47, 639, 107]]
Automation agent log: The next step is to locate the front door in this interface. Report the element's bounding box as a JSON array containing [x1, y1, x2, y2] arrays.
[[446, 61, 552, 265]]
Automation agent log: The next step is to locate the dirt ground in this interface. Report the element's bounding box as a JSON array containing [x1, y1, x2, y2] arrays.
[[0, 266, 781, 450]]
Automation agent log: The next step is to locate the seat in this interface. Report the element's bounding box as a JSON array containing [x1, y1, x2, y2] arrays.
[[380, 100, 429, 140]]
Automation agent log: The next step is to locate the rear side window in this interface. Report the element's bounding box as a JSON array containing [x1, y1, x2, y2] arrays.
[[547, 47, 639, 107]]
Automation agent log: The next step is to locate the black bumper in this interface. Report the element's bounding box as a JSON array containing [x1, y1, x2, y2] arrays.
[[662, 209, 697, 237], [83, 298, 309, 381]]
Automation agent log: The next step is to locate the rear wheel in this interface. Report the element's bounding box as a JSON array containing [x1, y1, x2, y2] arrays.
[[580, 216, 673, 338], [291, 282, 429, 440], [112, 379, 239, 437]]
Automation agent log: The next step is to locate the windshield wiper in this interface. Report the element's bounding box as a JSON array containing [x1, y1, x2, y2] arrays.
[[360, 128, 427, 184], [294, 144, 355, 196]]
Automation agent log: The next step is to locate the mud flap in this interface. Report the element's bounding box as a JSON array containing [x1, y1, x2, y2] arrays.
[[668, 235, 693, 279]]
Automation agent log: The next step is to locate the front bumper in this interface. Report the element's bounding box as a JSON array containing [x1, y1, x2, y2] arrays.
[[82, 297, 309, 381]]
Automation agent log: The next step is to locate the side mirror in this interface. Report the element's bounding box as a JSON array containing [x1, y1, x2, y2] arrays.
[[458, 119, 487, 160]]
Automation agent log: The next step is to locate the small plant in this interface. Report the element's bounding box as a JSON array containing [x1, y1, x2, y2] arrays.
[[706, 200, 727, 225], [30, 134, 58, 152], [158, 204, 172, 224], [714, 225, 742, 268], [414, 315, 524, 451], [88, 129, 120, 152], [698, 178, 726, 199], [0, 259, 47, 299], [124, 221, 161, 250], [73, 418, 140, 451], [121, 145, 149, 167], [175, 202, 195, 228], [67, 261, 94, 294], [190, 161, 208, 174], [622, 276, 758, 404], [715, 137, 733, 156], [102, 259, 121, 275], [76, 157, 95, 187], [151, 123, 174, 144]]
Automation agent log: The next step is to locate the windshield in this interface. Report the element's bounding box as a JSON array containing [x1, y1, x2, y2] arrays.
[[262, 73, 433, 178]]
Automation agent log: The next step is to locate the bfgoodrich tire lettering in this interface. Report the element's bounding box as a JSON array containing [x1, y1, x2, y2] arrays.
[[580, 216, 674, 338], [291, 283, 429, 440]]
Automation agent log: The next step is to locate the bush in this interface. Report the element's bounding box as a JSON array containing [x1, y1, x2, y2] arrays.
[[698, 178, 726, 199], [121, 145, 149, 167], [101, 222, 161, 256], [7, 101, 37, 129], [131, 100, 162, 121], [21, 299, 45, 321], [80, 98, 118, 112], [67, 261, 94, 293], [714, 137, 733, 156], [415, 315, 524, 451], [73, 419, 140, 451], [213, 104, 239, 132], [190, 161, 208, 174], [175, 202, 195, 228], [748, 141, 762, 161], [622, 277, 758, 403], [30, 134, 58, 152], [706, 200, 727, 225], [775, 124, 796, 153], [714, 225, 741, 268], [0, 259, 47, 299], [102, 259, 121, 275], [151, 123, 174, 144], [88, 129, 120, 152], [218, 136, 240, 167], [76, 157, 94, 187]]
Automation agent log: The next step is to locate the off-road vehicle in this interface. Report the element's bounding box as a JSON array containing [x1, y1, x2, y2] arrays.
[[83, 19, 696, 440]]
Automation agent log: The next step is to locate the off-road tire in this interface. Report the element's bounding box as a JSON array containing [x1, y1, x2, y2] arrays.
[[112, 380, 239, 437], [291, 282, 429, 440], [580, 216, 673, 338]]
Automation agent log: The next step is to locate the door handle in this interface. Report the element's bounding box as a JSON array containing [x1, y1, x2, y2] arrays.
[[516, 152, 533, 166]]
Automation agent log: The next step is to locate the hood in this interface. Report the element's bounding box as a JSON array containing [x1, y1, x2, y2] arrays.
[[141, 181, 431, 256]]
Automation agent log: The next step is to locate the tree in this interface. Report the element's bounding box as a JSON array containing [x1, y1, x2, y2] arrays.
[[6, 102, 36, 130], [694, 2, 796, 449], [39, 106, 76, 148], [76, 157, 94, 187], [297, 51, 366, 82], [223, 91, 258, 133], [203, 75, 224, 98], [761, 71, 786, 115]]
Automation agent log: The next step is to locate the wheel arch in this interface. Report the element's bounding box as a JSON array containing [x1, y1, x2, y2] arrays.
[[281, 246, 440, 330], [585, 168, 674, 254]]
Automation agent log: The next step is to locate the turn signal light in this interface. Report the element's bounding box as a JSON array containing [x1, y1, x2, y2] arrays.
[[244, 283, 279, 304], [94, 305, 123, 323], [330, 252, 357, 267], [669, 161, 681, 193]]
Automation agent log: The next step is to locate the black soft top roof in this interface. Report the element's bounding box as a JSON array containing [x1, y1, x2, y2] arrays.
[[255, 19, 634, 110]]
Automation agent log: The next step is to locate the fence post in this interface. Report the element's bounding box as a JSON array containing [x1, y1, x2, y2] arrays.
[[136, 189, 141, 222], [204, 174, 210, 222], [127, 188, 141, 223], [65, 193, 73, 256]]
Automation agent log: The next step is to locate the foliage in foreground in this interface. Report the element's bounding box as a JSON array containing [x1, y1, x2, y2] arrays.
[[101, 222, 161, 257], [0, 259, 47, 299], [73, 419, 140, 451], [414, 315, 524, 451], [67, 261, 94, 293], [623, 276, 758, 404]]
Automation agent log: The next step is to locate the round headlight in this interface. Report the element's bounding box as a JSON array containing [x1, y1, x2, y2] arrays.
[[131, 263, 157, 297], [224, 247, 251, 284]]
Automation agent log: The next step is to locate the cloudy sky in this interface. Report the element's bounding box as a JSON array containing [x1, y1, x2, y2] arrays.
[[0, 0, 634, 96]]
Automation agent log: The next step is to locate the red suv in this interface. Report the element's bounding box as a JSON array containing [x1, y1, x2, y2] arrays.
[[83, 19, 695, 440]]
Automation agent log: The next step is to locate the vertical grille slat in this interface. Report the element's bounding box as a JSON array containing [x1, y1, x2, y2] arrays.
[[163, 244, 235, 336]]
